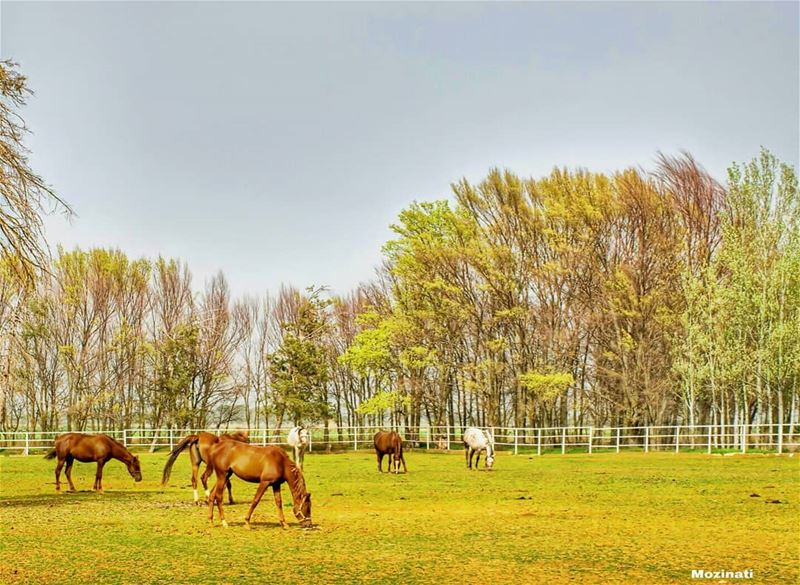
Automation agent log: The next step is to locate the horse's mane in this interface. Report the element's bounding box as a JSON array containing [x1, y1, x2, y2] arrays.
[[105, 434, 133, 454], [286, 457, 307, 496]]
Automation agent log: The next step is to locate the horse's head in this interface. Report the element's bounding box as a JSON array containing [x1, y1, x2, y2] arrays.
[[485, 453, 495, 470], [128, 455, 142, 482], [294, 492, 313, 528]]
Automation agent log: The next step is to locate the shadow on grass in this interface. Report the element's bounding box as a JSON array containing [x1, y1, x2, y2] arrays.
[[209, 519, 314, 531], [0, 489, 166, 508]]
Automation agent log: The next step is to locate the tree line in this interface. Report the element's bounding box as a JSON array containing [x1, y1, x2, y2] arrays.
[[1, 61, 798, 435]]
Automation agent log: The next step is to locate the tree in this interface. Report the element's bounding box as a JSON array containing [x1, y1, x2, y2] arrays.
[[268, 287, 332, 426], [0, 61, 70, 283]]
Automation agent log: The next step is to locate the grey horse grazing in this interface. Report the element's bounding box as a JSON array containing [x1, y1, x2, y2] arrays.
[[287, 426, 309, 471], [463, 427, 495, 470]]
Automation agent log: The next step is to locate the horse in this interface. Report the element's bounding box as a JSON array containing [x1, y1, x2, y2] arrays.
[[161, 431, 249, 504], [373, 431, 407, 474], [287, 426, 309, 470], [206, 441, 312, 529], [463, 427, 495, 470], [44, 433, 142, 492]]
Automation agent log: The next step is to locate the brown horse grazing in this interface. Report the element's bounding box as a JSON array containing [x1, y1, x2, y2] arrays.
[[206, 441, 312, 530], [373, 431, 407, 474], [161, 431, 249, 504], [44, 433, 142, 492]]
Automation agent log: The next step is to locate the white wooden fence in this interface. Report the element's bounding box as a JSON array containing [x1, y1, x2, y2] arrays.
[[1, 423, 797, 456]]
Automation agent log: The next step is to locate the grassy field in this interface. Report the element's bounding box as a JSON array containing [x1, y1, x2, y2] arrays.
[[1, 449, 797, 585]]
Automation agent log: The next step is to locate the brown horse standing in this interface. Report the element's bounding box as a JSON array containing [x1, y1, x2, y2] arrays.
[[45, 433, 142, 492], [373, 431, 407, 474], [206, 441, 312, 529], [161, 431, 249, 504]]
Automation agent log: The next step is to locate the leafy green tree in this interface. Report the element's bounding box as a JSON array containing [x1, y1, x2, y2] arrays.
[[269, 288, 332, 425]]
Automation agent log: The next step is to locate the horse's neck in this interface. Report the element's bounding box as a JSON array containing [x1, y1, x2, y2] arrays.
[[109, 440, 132, 463], [285, 462, 306, 503], [481, 431, 494, 454]]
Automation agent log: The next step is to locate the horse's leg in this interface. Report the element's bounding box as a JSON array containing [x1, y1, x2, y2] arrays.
[[376, 451, 383, 473], [226, 470, 234, 505], [207, 477, 218, 525], [465, 446, 470, 469], [244, 480, 269, 530], [54, 457, 65, 492], [475, 450, 481, 469], [201, 463, 214, 501], [94, 460, 106, 492], [189, 445, 200, 504], [208, 475, 228, 528], [271, 484, 288, 529], [401, 453, 408, 473], [65, 456, 77, 491]]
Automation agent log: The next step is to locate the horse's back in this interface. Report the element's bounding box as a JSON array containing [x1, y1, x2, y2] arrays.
[[56, 433, 112, 461], [463, 427, 488, 449], [374, 431, 402, 453], [212, 441, 290, 483], [373, 431, 389, 451]]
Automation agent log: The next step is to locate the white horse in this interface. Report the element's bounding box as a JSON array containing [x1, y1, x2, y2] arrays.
[[287, 426, 309, 470], [463, 427, 495, 470]]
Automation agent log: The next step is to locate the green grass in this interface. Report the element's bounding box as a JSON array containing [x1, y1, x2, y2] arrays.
[[1, 450, 798, 584]]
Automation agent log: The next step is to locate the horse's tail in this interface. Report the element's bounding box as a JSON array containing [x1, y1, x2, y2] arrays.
[[161, 434, 198, 486], [44, 448, 57, 460]]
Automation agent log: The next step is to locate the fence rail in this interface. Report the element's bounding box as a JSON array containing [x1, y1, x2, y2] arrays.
[[1, 423, 797, 455]]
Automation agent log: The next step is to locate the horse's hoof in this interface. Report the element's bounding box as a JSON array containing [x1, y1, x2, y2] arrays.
[[244, 522, 252, 530], [221, 520, 229, 528], [281, 523, 288, 530]]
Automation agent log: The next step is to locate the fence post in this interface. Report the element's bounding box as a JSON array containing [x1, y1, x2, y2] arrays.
[[588, 427, 593, 455], [741, 424, 747, 454], [426, 427, 430, 450], [616, 427, 621, 453], [537, 428, 542, 456], [645, 427, 649, 453], [24, 432, 29, 456], [561, 427, 566, 455], [675, 425, 680, 454], [514, 428, 518, 455], [707, 425, 712, 454], [262, 428, 267, 446], [777, 422, 783, 454], [308, 429, 313, 453], [123, 429, 128, 448], [354, 427, 358, 451]]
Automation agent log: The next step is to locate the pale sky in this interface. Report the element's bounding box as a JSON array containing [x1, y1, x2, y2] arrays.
[[2, 1, 798, 297]]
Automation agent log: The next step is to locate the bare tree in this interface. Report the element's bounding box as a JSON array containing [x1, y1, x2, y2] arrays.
[[0, 61, 71, 283]]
